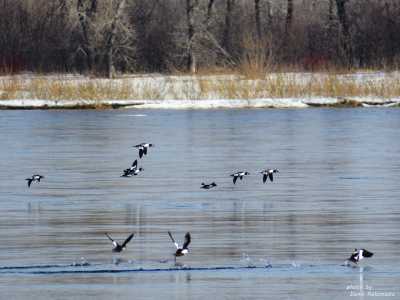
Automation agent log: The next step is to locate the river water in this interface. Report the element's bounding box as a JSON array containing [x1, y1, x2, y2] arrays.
[[0, 108, 399, 299]]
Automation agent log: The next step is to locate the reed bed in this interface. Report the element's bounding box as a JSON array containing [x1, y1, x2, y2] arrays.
[[0, 72, 399, 101]]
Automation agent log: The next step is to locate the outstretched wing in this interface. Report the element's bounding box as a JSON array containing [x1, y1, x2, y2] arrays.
[[269, 173, 274, 182], [263, 174, 267, 183], [26, 178, 32, 187], [182, 232, 191, 249], [168, 231, 179, 249], [233, 176, 238, 184], [362, 249, 374, 257], [105, 233, 114, 243], [132, 160, 138, 169], [143, 147, 148, 155], [139, 148, 143, 158], [122, 233, 134, 248]]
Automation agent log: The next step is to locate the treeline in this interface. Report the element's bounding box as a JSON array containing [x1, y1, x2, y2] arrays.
[[0, 0, 399, 76]]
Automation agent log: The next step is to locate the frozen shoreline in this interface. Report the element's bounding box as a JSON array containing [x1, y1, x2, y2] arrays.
[[0, 97, 399, 109]]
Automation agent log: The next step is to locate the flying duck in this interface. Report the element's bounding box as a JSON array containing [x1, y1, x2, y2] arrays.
[[105, 233, 134, 253], [134, 143, 154, 158], [201, 182, 217, 189], [25, 174, 44, 187], [260, 169, 279, 183], [347, 248, 374, 264], [168, 231, 191, 260], [121, 160, 136, 177], [121, 160, 143, 177], [230, 172, 250, 184]]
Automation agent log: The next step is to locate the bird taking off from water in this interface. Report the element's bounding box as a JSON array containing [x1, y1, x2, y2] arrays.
[[105, 233, 134, 253], [168, 231, 191, 261], [347, 248, 374, 264]]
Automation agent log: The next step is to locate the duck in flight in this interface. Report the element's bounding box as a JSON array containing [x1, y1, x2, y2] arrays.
[[105, 233, 134, 253], [121, 160, 143, 177], [201, 182, 217, 189], [25, 174, 44, 187], [168, 231, 191, 261], [230, 171, 250, 184], [134, 143, 154, 158], [260, 169, 279, 183], [347, 248, 374, 264]]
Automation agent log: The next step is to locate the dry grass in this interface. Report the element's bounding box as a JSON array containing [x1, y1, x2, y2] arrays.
[[238, 37, 273, 80], [0, 72, 400, 102], [197, 73, 400, 99]]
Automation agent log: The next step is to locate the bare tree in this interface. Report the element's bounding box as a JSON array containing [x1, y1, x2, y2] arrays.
[[206, 0, 215, 28], [106, 0, 134, 78], [254, 0, 262, 40], [222, 0, 234, 54], [1, 0, 400, 73], [285, 0, 293, 34], [76, 0, 98, 71], [335, 0, 352, 66], [186, 0, 198, 73]]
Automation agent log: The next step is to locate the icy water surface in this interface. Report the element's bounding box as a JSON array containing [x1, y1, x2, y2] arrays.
[[0, 108, 399, 299]]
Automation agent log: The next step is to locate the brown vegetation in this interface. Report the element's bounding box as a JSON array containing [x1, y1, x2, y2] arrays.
[[1, 72, 399, 101]]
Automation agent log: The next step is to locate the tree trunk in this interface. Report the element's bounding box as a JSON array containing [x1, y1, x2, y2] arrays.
[[186, 0, 196, 73], [335, 0, 352, 66], [107, 0, 127, 78], [206, 0, 215, 29], [265, 0, 272, 28], [77, 0, 97, 72], [254, 0, 261, 40], [222, 0, 233, 53], [328, 0, 334, 22], [285, 0, 293, 34]]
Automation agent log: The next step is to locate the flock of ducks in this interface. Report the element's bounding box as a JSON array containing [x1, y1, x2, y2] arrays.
[[25, 142, 373, 266]]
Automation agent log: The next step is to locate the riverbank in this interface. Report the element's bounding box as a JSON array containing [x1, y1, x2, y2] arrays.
[[1, 72, 399, 109]]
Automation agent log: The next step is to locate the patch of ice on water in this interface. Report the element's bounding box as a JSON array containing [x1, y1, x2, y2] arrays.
[[118, 114, 147, 117]]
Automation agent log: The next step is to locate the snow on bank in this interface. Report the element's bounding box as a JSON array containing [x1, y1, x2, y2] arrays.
[[1, 97, 399, 109], [1, 72, 400, 109]]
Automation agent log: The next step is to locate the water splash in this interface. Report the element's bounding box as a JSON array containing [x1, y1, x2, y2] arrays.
[[240, 253, 256, 268]]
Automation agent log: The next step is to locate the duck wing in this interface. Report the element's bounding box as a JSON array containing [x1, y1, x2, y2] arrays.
[[233, 176, 238, 184], [269, 173, 274, 182], [105, 233, 115, 243], [362, 249, 374, 257], [263, 174, 267, 183], [182, 232, 191, 249], [132, 160, 138, 169], [122, 233, 134, 248], [26, 178, 33, 187], [168, 231, 179, 249]]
